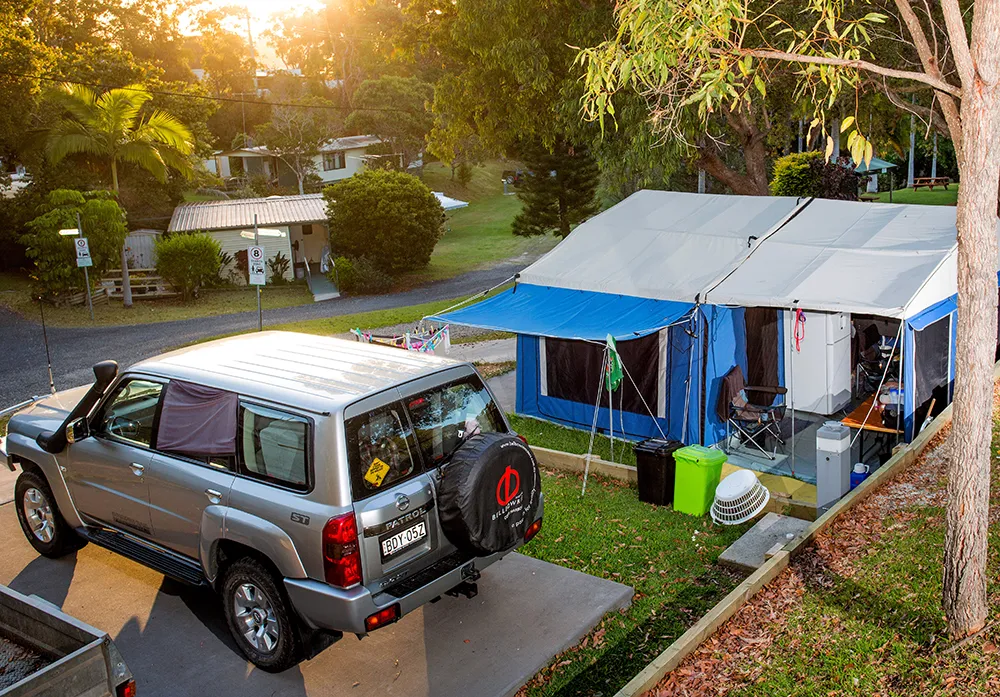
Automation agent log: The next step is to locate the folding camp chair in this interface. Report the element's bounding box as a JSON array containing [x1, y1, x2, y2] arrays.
[[718, 365, 788, 461]]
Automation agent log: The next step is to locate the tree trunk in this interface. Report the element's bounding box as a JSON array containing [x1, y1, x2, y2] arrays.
[[944, 78, 1000, 638], [111, 160, 133, 309]]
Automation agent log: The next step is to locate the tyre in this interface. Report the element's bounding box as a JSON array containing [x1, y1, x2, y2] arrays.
[[221, 557, 303, 672], [14, 470, 83, 558], [438, 432, 541, 556]]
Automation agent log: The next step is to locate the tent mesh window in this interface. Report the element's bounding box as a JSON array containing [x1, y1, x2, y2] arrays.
[[913, 315, 951, 423], [544, 334, 659, 415]]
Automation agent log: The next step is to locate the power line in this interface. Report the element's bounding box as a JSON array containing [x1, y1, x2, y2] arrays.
[[0, 69, 426, 115]]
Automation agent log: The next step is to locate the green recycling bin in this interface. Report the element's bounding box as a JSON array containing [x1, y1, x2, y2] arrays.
[[673, 445, 727, 516]]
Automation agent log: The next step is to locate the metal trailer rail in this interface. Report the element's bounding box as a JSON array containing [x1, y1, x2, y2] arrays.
[[0, 583, 135, 697]]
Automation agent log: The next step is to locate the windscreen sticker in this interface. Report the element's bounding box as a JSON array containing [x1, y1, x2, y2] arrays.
[[365, 457, 391, 487]]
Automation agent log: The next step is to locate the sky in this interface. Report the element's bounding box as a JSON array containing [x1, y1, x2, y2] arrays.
[[189, 0, 327, 68]]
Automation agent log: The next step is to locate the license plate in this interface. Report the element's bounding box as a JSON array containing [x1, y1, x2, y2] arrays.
[[380, 521, 427, 560]]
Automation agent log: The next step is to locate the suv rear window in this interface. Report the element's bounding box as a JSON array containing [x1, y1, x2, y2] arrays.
[[345, 402, 419, 496], [239, 403, 310, 490], [406, 376, 505, 466]]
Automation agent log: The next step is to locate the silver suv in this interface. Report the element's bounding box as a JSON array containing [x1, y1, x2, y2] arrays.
[[1, 332, 543, 672]]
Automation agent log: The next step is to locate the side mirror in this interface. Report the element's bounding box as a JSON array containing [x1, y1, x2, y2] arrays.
[[65, 418, 90, 445]]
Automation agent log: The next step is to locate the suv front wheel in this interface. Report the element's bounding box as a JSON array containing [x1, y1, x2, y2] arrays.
[[14, 470, 84, 558], [221, 557, 303, 672]]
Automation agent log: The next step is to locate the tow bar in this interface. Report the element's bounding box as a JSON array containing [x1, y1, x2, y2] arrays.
[[446, 563, 481, 599]]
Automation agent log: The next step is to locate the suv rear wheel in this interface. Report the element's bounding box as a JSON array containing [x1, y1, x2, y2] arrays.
[[14, 470, 84, 558], [221, 557, 303, 672]]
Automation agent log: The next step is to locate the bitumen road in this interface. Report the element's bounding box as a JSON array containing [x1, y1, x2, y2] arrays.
[[0, 263, 522, 407], [0, 503, 632, 697]]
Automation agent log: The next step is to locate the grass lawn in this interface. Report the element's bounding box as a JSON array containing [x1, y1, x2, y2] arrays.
[[878, 184, 959, 205], [511, 414, 638, 466], [519, 467, 749, 695], [724, 425, 1000, 697], [651, 393, 1000, 696], [510, 413, 751, 695], [397, 161, 558, 286], [0, 273, 314, 327]]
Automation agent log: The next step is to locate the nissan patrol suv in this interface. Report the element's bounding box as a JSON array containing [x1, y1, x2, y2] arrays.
[[1, 332, 543, 671]]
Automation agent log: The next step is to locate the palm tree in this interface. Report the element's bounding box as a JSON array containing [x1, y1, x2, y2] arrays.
[[44, 83, 194, 307]]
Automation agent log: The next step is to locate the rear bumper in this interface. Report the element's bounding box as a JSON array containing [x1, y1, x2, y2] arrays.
[[286, 498, 544, 635], [285, 548, 505, 634]]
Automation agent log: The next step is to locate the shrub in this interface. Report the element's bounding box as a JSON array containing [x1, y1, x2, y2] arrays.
[[21, 190, 128, 298], [328, 255, 394, 295], [267, 251, 291, 285], [155, 233, 222, 301], [770, 151, 859, 200], [324, 169, 444, 272]]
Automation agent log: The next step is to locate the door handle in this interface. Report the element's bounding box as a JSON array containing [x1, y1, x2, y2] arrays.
[[129, 462, 145, 476], [205, 489, 223, 504]]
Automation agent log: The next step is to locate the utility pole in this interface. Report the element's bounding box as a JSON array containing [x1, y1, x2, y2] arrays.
[[931, 132, 939, 179], [907, 96, 916, 188], [697, 169, 706, 194]]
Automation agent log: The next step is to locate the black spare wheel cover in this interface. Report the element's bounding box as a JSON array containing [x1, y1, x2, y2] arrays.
[[438, 432, 540, 556]]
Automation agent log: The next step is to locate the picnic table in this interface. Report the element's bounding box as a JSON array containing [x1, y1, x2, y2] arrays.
[[913, 176, 951, 190]]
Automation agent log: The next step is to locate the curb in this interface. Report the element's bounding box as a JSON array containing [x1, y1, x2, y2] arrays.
[[612, 382, 962, 697]]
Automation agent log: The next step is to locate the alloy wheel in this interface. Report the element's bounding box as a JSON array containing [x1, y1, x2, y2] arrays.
[[233, 582, 280, 654], [23, 487, 54, 543]]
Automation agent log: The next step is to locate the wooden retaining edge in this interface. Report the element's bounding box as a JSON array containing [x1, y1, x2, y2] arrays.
[[612, 377, 967, 697], [530, 445, 638, 483]]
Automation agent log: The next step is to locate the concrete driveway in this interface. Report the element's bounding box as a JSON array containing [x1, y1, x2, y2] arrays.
[[0, 503, 632, 697]]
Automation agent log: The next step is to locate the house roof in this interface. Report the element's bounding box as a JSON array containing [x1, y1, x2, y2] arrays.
[[320, 135, 383, 151], [168, 194, 328, 232], [169, 189, 463, 233]]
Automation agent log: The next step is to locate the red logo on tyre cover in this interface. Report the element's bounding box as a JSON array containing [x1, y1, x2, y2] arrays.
[[496, 465, 521, 506]]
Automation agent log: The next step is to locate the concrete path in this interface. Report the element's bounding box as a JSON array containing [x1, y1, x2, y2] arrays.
[[0, 263, 524, 406], [448, 338, 516, 364], [0, 503, 632, 697]]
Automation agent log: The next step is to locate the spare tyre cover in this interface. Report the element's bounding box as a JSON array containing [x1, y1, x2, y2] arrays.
[[438, 432, 540, 556]]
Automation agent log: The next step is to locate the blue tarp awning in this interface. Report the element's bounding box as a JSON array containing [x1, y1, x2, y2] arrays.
[[428, 284, 694, 341]]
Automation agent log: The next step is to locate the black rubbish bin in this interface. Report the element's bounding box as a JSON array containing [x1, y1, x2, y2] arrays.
[[633, 439, 684, 506]]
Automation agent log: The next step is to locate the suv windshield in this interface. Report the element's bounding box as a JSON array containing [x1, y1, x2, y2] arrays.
[[406, 375, 505, 466]]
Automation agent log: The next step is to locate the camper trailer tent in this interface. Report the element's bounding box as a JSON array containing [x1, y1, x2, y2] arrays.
[[432, 191, 1000, 481]]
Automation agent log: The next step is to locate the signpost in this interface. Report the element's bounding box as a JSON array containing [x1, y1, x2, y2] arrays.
[[61, 213, 94, 321], [250, 214, 265, 331]]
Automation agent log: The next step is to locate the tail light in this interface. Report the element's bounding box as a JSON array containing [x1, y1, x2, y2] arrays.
[[116, 680, 137, 697], [364, 604, 400, 632], [524, 518, 542, 543], [516, 433, 529, 446], [323, 512, 362, 589]]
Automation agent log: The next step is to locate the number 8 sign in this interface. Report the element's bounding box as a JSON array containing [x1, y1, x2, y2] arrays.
[[248, 245, 266, 285]]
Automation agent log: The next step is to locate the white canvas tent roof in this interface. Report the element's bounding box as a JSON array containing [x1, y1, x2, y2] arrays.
[[703, 199, 982, 318], [514, 190, 1000, 320], [518, 191, 803, 302]]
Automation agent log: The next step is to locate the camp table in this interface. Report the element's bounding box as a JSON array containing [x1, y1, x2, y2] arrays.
[[841, 395, 902, 461]]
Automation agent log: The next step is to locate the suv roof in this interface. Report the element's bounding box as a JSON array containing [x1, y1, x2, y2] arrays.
[[130, 331, 462, 413]]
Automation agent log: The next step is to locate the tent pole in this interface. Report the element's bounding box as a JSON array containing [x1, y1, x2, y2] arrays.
[[582, 348, 609, 496], [789, 306, 796, 477], [681, 310, 697, 443]]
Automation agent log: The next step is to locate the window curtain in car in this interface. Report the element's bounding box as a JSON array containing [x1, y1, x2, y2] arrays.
[[156, 380, 238, 456]]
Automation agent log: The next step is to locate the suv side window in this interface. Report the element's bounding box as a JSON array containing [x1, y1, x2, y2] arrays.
[[238, 403, 310, 490], [406, 375, 505, 466], [346, 402, 419, 498], [97, 379, 164, 447]]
